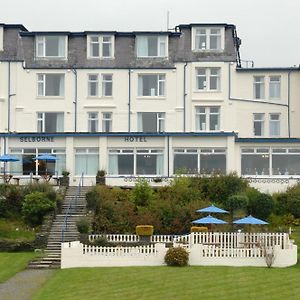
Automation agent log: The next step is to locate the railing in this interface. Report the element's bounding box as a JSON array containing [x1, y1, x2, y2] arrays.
[[89, 234, 140, 243], [83, 244, 157, 256], [61, 173, 84, 242]]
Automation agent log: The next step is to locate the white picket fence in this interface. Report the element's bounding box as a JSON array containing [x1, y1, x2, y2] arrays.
[[61, 232, 297, 268]]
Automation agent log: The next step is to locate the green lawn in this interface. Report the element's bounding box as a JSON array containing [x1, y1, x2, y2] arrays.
[[0, 252, 36, 282], [32, 265, 300, 300]]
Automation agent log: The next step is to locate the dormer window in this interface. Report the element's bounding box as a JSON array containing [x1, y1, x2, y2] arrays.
[[136, 35, 167, 57], [193, 27, 224, 51], [36, 35, 67, 59], [87, 35, 114, 59]]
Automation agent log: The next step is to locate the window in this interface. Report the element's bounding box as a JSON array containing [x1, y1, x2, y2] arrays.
[[136, 35, 167, 57], [10, 148, 66, 176], [108, 149, 164, 176], [196, 106, 220, 131], [269, 114, 280, 136], [88, 35, 114, 58], [109, 149, 134, 175], [36, 36, 66, 58], [102, 74, 113, 96], [253, 113, 265, 136], [269, 76, 281, 99], [136, 149, 164, 175], [37, 112, 64, 132], [138, 74, 165, 97], [88, 112, 98, 132], [241, 148, 270, 175], [88, 74, 98, 97], [173, 148, 226, 174], [102, 112, 112, 132], [253, 76, 265, 99], [37, 74, 64, 97], [75, 148, 99, 175], [194, 28, 222, 51], [196, 68, 220, 91], [137, 112, 165, 132], [272, 148, 300, 175]]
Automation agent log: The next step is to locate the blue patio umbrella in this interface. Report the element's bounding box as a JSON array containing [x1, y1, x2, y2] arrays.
[[192, 215, 228, 225], [33, 153, 58, 175], [196, 204, 229, 214], [233, 215, 268, 225], [0, 154, 20, 183]]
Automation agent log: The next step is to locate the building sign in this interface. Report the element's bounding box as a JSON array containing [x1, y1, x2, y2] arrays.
[[20, 136, 54, 143], [124, 136, 147, 142]]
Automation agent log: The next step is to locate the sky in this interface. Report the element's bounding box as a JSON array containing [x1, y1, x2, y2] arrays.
[[1, 0, 299, 67]]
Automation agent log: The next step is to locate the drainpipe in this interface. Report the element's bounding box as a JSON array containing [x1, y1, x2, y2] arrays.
[[167, 135, 170, 177], [183, 62, 188, 132], [72, 68, 78, 132], [288, 70, 292, 138], [128, 69, 131, 132]]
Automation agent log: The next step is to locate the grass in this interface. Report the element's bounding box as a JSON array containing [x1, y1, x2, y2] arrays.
[[0, 252, 36, 283], [32, 265, 300, 300], [0, 218, 36, 240]]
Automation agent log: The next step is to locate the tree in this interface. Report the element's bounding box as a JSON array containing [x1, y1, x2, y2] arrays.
[[223, 194, 248, 221]]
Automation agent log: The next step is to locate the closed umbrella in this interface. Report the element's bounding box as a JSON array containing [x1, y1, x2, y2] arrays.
[[196, 204, 229, 214], [0, 154, 20, 183], [233, 215, 268, 225]]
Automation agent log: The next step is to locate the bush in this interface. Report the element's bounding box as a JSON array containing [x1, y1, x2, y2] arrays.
[[136, 225, 154, 236], [132, 179, 155, 206], [76, 218, 90, 234], [247, 190, 274, 220], [164, 247, 189, 266], [190, 226, 208, 232], [0, 238, 35, 252], [22, 192, 56, 226]]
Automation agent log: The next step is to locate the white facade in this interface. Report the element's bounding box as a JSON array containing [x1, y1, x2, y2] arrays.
[[1, 23, 300, 191]]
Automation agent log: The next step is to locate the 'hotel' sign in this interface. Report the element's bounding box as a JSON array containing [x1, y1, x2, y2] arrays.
[[124, 136, 147, 142]]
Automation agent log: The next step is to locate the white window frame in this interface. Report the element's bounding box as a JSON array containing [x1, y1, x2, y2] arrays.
[[195, 106, 220, 131], [35, 35, 67, 59], [102, 74, 113, 97], [192, 27, 224, 51], [138, 74, 166, 97], [253, 113, 265, 136], [102, 112, 112, 132], [137, 112, 165, 132], [136, 35, 168, 58], [269, 113, 280, 137], [87, 35, 114, 59], [88, 112, 99, 132], [37, 112, 64, 133], [253, 76, 265, 99], [269, 76, 281, 100], [37, 74, 65, 97], [196, 67, 221, 91], [87, 74, 99, 97]]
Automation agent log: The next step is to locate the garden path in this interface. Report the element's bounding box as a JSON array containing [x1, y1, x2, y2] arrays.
[[0, 269, 54, 300]]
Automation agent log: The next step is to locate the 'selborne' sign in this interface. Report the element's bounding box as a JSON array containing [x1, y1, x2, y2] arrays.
[[20, 137, 54, 142]]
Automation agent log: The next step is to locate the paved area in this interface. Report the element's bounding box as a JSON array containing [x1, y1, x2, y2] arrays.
[[0, 269, 54, 300]]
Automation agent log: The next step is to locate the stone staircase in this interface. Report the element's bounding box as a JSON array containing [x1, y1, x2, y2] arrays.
[[28, 186, 90, 269]]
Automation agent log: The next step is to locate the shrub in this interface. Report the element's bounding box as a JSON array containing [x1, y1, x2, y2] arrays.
[[136, 225, 154, 236], [247, 191, 274, 220], [22, 192, 56, 226], [164, 247, 189, 266], [190, 226, 208, 232], [92, 236, 109, 247], [76, 218, 90, 234], [132, 179, 155, 206], [223, 194, 248, 220]]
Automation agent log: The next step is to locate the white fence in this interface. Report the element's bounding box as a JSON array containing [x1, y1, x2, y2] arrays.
[[62, 232, 297, 269]]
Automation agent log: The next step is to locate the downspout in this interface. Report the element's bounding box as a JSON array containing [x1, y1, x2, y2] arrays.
[[7, 61, 10, 132], [183, 62, 188, 132], [288, 70, 291, 138], [167, 135, 170, 177], [128, 69, 131, 132], [72, 68, 78, 132]]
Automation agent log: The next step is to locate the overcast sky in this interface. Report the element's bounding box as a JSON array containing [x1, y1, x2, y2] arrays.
[[2, 0, 299, 67]]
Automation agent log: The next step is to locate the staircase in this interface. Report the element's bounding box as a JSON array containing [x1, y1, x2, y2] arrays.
[[28, 186, 90, 269]]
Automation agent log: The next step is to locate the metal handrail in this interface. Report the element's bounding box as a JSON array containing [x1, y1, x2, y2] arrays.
[[61, 172, 84, 242]]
